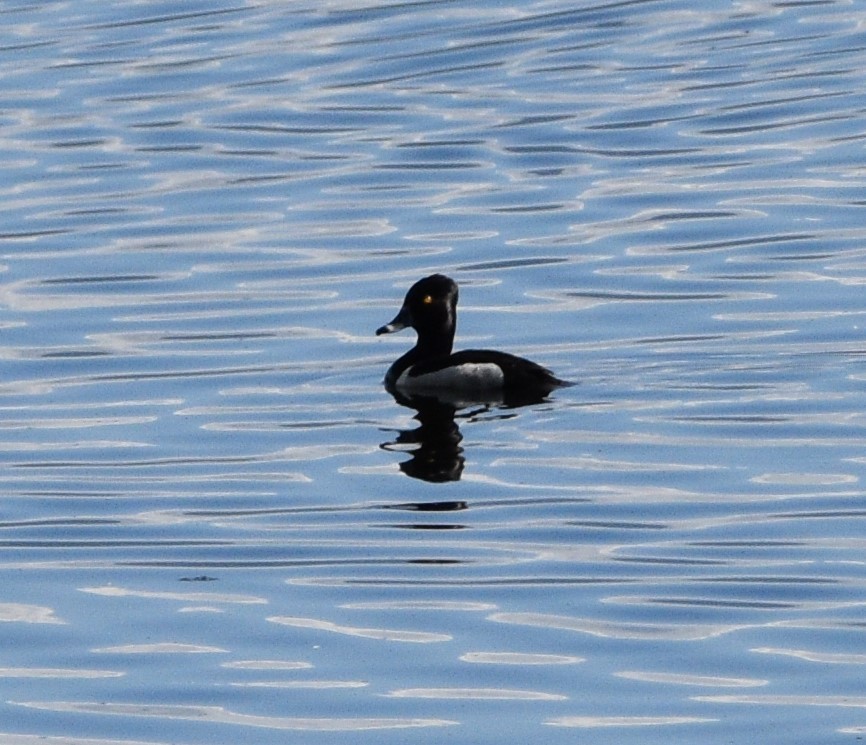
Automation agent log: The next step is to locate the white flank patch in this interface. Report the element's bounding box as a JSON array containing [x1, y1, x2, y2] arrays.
[[396, 363, 504, 391]]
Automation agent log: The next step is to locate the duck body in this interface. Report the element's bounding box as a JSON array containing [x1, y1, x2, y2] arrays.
[[376, 274, 570, 401]]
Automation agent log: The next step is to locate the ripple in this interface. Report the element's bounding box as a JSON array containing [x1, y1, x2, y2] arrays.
[[268, 616, 451, 644], [0, 667, 124, 679], [92, 643, 227, 654], [693, 694, 866, 709], [615, 671, 766, 687], [80, 585, 267, 604], [387, 686, 566, 701], [752, 647, 866, 665], [548, 716, 718, 728], [490, 613, 747, 641], [221, 660, 313, 671], [461, 652, 584, 665], [0, 603, 64, 624], [10, 701, 456, 731]]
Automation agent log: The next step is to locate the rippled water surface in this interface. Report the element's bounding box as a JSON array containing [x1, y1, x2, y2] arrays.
[[2, 1, 866, 743]]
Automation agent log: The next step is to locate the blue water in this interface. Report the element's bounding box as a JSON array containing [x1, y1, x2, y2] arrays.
[[2, 1, 866, 743]]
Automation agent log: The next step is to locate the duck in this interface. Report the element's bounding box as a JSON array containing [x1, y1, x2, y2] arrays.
[[376, 274, 571, 402]]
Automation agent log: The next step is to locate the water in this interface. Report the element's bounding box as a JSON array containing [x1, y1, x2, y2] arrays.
[[2, 1, 866, 743]]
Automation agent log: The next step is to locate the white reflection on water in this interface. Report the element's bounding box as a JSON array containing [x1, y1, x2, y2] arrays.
[[0, 735, 166, 745], [342, 599, 496, 611], [693, 694, 866, 709], [489, 612, 747, 641], [460, 651, 584, 665], [221, 660, 312, 671], [268, 615, 451, 643], [80, 584, 266, 604], [0, 668, 123, 679], [387, 687, 567, 700], [548, 716, 718, 728], [11, 701, 456, 731], [91, 643, 227, 655], [233, 680, 368, 689], [0, 603, 64, 624], [614, 670, 766, 688], [752, 647, 866, 665]]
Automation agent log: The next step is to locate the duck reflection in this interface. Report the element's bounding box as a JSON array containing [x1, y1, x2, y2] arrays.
[[380, 387, 551, 483]]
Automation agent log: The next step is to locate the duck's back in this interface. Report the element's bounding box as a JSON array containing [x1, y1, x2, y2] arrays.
[[400, 349, 568, 394]]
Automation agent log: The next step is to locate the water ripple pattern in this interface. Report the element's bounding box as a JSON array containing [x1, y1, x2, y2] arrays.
[[1, 2, 865, 744]]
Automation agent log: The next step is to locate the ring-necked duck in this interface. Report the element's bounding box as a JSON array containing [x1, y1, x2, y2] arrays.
[[376, 274, 571, 400]]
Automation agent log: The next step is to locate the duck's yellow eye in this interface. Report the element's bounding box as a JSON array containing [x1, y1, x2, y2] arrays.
[[422, 294, 433, 304]]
